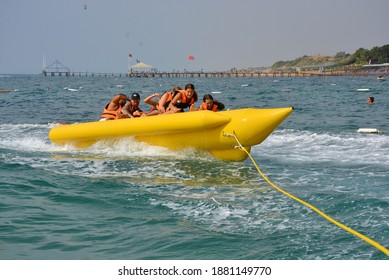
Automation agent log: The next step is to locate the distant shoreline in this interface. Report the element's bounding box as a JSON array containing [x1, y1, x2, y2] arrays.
[[1, 68, 387, 77], [38, 69, 387, 78]]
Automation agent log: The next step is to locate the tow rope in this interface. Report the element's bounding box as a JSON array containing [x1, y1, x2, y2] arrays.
[[223, 131, 389, 256]]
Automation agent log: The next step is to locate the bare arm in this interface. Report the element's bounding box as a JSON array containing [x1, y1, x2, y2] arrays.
[[121, 102, 134, 118], [158, 93, 170, 113], [106, 95, 122, 111], [144, 93, 160, 106]]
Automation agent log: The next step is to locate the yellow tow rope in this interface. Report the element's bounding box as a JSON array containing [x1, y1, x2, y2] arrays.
[[224, 131, 389, 256]]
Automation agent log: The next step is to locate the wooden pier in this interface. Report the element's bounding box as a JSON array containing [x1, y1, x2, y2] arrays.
[[42, 60, 376, 78], [42, 70, 129, 77], [42, 70, 373, 78]]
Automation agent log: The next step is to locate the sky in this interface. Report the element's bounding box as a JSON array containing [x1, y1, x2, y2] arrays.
[[1, 0, 388, 74]]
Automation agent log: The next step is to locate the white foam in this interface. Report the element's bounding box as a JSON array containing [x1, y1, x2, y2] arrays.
[[0, 123, 51, 152], [255, 129, 389, 167], [0, 123, 209, 160], [88, 138, 204, 160], [144, 183, 307, 235]]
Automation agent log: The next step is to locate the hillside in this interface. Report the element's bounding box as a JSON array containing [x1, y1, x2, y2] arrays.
[[236, 45, 389, 72], [270, 52, 354, 70]]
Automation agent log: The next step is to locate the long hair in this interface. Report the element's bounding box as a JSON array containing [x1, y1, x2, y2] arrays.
[[172, 85, 182, 94], [185, 83, 198, 102]]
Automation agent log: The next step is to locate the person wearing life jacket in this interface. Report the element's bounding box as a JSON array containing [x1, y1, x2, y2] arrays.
[[122, 92, 145, 117], [100, 93, 131, 121], [199, 94, 225, 112], [167, 83, 198, 113], [143, 93, 162, 116], [158, 86, 182, 113]]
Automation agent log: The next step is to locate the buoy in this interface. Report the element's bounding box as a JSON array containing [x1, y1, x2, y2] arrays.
[[64, 87, 78, 92], [356, 128, 380, 134]]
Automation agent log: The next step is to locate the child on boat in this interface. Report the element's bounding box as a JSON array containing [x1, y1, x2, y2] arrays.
[[157, 86, 182, 113], [167, 83, 198, 113], [198, 94, 225, 111]]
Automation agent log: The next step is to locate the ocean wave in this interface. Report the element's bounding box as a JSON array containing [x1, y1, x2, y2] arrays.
[[2, 123, 388, 181], [0, 123, 51, 152], [133, 181, 357, 242], [255, 129, 389, 167]]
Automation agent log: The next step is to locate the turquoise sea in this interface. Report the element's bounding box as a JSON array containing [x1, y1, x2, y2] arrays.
[[0, 74, 388, 260]]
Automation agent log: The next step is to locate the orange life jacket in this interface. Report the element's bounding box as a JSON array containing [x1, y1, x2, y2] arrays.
[[165, 91, 173, 102], [200, 102, 218, 112], [100, 102, 122, 120], [162, 91, 175, 109], [174, 90, 195, 110]]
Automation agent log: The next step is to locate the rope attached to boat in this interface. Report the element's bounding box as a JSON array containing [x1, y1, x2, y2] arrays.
[[223, 131, 389, 256]]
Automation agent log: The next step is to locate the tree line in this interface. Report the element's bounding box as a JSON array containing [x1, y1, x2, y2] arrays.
[[352, 45, 389, 65], [271, 44, 389, 69]]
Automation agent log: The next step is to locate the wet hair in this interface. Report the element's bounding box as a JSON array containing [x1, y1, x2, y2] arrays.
[[185, 83, 195, 90], [203, 94, 225, 110], [202, 94, 214, 102]]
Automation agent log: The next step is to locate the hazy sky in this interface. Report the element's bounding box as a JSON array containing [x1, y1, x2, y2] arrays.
[[1, 0, 388, 74]]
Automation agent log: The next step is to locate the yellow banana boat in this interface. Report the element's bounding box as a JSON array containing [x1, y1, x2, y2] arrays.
[[49, 107, 293, 161]]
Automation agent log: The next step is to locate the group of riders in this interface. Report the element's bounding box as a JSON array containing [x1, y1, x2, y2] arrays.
[[100, 83, 225, 121]]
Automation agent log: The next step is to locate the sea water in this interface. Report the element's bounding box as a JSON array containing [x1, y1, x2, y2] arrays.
[[0, 74, 388, 260]]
